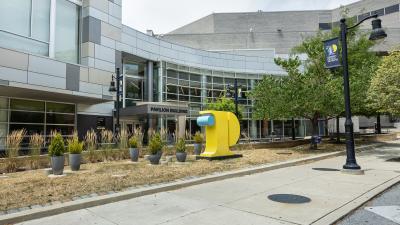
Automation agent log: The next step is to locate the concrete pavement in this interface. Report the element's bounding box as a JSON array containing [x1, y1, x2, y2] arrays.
[[16, 142, 400, 225]]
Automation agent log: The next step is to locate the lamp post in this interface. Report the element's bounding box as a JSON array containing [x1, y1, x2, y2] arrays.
[[339, 15, 387, 171], [109, 68, 123, 134]]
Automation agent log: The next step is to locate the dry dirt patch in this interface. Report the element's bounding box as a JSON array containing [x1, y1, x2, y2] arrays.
[[0, 144, 345, 211]]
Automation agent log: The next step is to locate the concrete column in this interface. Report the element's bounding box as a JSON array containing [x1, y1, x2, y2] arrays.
[[147, 61, 154, 102], [177, 115, 186, 138], [158, 63, 164, 131], [250, 120, 257, 139]]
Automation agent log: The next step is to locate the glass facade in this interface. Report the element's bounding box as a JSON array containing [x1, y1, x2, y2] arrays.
[[55, 0, 80, 64], [0, 0, 80, 62], [123, 60, 147, 106], [162, 62, 256, 137], [0, 97, 76, 151], [119, 60, 323, 140]]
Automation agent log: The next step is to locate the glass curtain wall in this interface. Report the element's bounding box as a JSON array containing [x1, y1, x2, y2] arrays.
[[123, 60, 146, 107], [163, 62, 256, 137], [0, 97, 76, 152], [55, 0, 80, 63], [0, 0, 80, 63], [0, 0, 50, 55]]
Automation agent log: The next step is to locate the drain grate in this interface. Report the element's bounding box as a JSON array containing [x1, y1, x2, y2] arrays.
[[268, 194, 311, 204], [312, 168, 340, 172], [386, 157, 400, 162]]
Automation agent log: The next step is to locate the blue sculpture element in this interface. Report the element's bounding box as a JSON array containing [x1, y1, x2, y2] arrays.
[[197, 115, 215, 127]]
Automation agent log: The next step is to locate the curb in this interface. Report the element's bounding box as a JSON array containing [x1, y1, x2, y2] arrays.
[[0, 143, 382, 225]]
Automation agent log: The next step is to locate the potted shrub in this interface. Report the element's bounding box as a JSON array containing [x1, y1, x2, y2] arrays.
[[193, 132, 204, 155], [175, 137, 187, 162], [48, 132, 65, 175], [68, 134, 84, 171], [128, 136, 139, 162], [148, 133, 164, 165]]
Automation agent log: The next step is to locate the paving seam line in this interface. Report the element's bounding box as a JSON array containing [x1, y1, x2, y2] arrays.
[[310, 175, 400, 225], [0, 143, 381, 225]]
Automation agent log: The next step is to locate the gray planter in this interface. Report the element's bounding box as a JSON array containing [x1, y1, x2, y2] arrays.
[[194, 143, 202, 155], [69, 154, 81, 171], [51, 155, 65, 175], [148, 151, 162, 165], [176, 152, 187, 162], [129, 148, 139, 162]]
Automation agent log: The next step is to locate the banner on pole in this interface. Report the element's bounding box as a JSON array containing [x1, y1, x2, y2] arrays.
[[323, 38, 341, 69]]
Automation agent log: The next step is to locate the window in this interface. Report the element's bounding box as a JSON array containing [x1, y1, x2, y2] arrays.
[[319, 23, 332, 30], [32, 0, 51, 42], [385, 4, 399, 14], [55, 0, 80, 63], [0, 0, 31, 36], [125, 77, 144, 100], [0, 0, 50, 56]]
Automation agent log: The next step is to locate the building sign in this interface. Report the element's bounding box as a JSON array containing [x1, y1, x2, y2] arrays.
[[96, 117, 106, 130], [323, 38, 341, 69], [149, 106, 188, 114]]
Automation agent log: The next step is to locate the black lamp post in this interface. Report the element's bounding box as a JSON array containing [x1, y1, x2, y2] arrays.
[[225, 78, 239, 118], [109, 68, 123, 134], [340, 15, 387, 171]]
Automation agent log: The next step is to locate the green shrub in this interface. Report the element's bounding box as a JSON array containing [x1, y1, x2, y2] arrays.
[[68, 135, 83, 154], [128, 136, 138, 148], [48, 133, 65, 157], [175, 138, 186, 153], [193, 132, 204, 143], [148, 133, 164, 155]]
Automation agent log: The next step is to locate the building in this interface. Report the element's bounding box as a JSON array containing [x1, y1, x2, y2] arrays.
[[161, 0, 400, 133], [0, 0, 399, 151]]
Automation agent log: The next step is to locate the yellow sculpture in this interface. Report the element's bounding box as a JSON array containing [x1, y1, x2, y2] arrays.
[[196, 111, 242, 160]]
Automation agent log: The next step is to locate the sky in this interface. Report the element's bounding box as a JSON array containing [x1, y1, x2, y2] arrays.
[[122, 0, 360, 34]]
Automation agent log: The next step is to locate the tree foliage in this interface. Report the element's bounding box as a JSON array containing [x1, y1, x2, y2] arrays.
[[251, 17, 380, 148], [205, 96, 244, 119], [368, 49, 400, 115]]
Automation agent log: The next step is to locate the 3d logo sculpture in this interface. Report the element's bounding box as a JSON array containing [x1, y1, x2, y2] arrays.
[[196, 111, 242, 160]]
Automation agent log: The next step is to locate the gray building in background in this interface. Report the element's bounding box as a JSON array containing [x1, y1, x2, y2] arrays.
[[0, 0, 398, 151], [161, 0, 400, 55]]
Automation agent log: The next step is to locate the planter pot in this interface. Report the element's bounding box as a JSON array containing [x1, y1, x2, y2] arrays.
[[129, 148, 139, 162], [51, 155, 65, 175], [148, 151, 162, 165], [194, 143, 202, 155], [69, 154, 81, 171], [176, 152, 187, 162]]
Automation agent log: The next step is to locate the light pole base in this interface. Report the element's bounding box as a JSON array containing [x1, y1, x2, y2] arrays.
[[341, 168, 365, 175]]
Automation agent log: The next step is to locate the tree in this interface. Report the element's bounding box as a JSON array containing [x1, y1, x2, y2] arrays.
[[368, 49, 400, 116], [252, 18, 379, 149], [205, 96, 244, 120]]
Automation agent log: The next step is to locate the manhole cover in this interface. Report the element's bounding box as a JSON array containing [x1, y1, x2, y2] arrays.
[[268, 194, 311, 204], [387, 158, 400, 162], [312, 168, 340, 172]]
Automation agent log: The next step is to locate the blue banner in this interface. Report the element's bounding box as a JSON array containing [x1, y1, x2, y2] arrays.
[[323, 38, 341, 69]]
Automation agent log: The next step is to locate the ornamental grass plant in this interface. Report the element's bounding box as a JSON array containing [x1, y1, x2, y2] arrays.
[[5, 129, 26, 172], [84, 129, 97, 163], [29, 133, 44, 169]]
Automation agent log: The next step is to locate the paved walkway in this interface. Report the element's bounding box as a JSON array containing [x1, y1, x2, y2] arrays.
[[18, 143, 400, 225]]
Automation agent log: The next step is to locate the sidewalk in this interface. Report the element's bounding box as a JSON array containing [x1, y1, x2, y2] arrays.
[[16, 142, 400, 225]]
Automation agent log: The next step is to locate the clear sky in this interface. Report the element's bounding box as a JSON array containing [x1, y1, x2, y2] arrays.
[[122, 0, 360, 34]]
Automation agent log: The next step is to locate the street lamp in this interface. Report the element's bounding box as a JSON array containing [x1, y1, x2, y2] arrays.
[[340, 14, 387, 171], [109, 68, 123, 134]]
